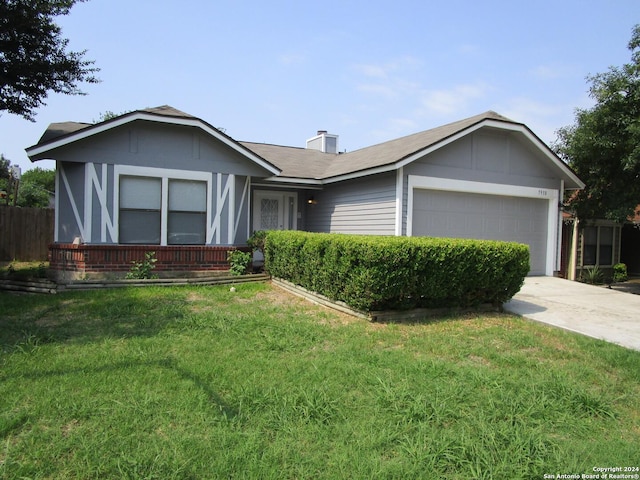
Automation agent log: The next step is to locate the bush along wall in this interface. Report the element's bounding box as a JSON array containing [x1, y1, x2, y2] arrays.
[[264, 231, 529, 312]]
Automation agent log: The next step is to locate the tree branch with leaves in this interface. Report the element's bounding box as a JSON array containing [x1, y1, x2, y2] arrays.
[[0, 0, 100, 121], [554, 25, 640, 223]]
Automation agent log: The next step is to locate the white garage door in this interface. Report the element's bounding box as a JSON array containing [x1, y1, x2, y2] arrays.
[[412, 189, 548, 275]]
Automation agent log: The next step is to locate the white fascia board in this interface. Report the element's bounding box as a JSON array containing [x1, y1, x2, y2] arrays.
[[262, 176, 323, 186], [26, 113, 281, 176], [253, 182, 323, 191], [396, 119, 585, 190], [321, 163, 398, 184], [396, 124, 486, 169], [408, 175, 559, 200], [489, 120, 585, 189]]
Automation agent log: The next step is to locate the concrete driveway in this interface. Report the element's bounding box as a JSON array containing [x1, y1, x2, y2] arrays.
[[503, 276, 640, 351]]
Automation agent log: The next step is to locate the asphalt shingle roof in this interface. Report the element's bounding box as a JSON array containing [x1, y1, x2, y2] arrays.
[[32, 107, 581, 187], [242, 111, 515, 180]]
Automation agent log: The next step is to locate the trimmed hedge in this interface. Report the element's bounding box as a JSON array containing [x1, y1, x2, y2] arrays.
[[264, 231, 529, 312]]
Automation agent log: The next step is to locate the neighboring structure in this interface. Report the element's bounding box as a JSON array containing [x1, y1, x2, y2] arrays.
[[26, 106, 584, 279], [560, 216, 622, 281], [560, 207, 640, 280], [621, 209, 640, 276]]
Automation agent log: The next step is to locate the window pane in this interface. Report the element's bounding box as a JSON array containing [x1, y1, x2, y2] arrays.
[[119, 210, 161, 244], [583, 246, 597, 265], [600, 227, 613, 245], [599, 246, 613, 265], [168, 212, 206, 245], [599, 226, 614, 265], [260, 198, 279, 229], [120, 176, 161, 209], [583, 226, 597, 265], [583, 226, 597, 246], [169, 180, 206, 212]]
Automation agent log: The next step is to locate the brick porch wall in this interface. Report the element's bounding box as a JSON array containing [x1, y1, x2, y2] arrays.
[[49, 244, 248, 275]]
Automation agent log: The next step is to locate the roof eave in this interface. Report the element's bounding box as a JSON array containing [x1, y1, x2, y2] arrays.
[[393, 118, 585, 189], [261, 176, 323, 186], [26, 111, 281, 176]]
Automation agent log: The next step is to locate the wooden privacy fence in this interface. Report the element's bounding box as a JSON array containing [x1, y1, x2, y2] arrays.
[[0, 207, 54, 261]]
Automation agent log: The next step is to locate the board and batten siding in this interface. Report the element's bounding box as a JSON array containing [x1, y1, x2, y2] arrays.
[[307, 172, 397, 235], [404, 129, 561, 190], [42, 120, 278, 246], [55, 161, 252, 246]]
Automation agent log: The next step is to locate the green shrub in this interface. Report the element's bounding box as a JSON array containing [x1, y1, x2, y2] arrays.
[[580, 266, 603, 285], [227, 250, 252, 276], [264, 231, 529, 312], [613, 263, 628, 283], [247, 230, 267, 253], [125, 251, 158, 279]]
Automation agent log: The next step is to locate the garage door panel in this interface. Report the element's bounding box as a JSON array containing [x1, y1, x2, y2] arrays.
[[412, 190, 548, 275]]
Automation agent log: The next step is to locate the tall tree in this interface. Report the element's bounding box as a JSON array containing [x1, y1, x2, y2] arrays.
[[17, 167, 55, 207], [554, 25, 640, 222], [0, 154, 18, 205], [0, 0, 99, 121]]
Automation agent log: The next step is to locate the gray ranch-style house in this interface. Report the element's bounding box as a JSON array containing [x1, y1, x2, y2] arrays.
[[26, 106, 584, 280]]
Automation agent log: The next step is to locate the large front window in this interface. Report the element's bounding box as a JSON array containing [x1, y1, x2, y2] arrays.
[[119, 175, 207, 245], [168, 179, 206, 245], [119, 176, 161, 244], [583, 225, 614, 266]]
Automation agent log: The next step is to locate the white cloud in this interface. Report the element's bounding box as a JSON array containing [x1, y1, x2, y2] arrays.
[[356, 83, 399, 98], [529, 64, 576, 80], [497, 97, 574, 145], [353, 63, 389, 79], [352, 55, 422, 79], [419, 83, 489, 115]]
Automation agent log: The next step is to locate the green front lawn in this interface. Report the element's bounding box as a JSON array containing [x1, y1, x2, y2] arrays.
[[1, 283, 639, 478]]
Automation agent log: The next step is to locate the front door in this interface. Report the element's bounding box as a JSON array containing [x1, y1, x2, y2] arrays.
[[252, 191, 298, 267], [253, 191, 298, 232]]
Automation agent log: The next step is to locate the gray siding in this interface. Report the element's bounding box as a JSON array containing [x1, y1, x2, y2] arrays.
[[49, 121, 271, 177], [306, 173, 396, 235], [405, 129, 560, 189], [50, 119, 266, 246], [56, 161, 85, 243]]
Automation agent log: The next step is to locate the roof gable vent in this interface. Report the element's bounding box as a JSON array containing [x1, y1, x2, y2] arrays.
[[306, 130, 338, 154]]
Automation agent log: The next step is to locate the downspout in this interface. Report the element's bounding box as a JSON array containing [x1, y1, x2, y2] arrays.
[[556, 180, 565, 275], [568, 217, 579, 281]]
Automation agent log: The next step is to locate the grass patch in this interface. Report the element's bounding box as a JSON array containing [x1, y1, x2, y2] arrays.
[[0, 261, 49, 280], [1, 283, 639, 478]]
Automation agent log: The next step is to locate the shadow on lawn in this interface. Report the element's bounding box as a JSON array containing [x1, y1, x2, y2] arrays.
[[0, 287, 195, 350], [1, 356, 239, 422]]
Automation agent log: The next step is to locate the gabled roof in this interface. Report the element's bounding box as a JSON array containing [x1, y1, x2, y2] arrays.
[[239, 142, 334, 182], [27, 106, 584, 189], [322, 111, 513, 179], [26, 105, 281, 175], [245, 111, 584, 188]]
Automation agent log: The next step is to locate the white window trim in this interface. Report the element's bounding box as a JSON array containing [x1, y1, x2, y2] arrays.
[[406, 175, 559, 276], [114, 165, 212, 246]]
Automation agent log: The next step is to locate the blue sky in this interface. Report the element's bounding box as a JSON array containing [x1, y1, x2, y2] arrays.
[[1, 0, 638, 173]]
